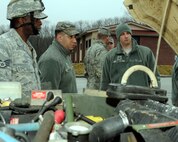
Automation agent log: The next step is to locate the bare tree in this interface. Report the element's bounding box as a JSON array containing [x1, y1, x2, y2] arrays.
[[38, 20, 56, 37], [91, 19, 104, 28], [75, 20, 91, 33], [113, 17, 121, 24]]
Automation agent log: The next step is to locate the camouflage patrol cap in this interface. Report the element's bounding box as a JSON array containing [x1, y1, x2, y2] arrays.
[[98, 27, 111, 36], [7, 0, 47, 20], [55, 22, 79, 36]]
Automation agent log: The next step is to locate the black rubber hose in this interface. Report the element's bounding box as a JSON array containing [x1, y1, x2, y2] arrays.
[[89, 111, 129, 142], [32, 96, 62, 122], [33, 111, 54, 142]]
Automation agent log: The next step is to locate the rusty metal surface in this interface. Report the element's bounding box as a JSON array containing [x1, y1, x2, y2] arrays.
[[124, 0, 178, 54]]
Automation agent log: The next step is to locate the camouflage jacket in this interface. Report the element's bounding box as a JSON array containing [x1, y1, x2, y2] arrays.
[[0, 29, 41, 97], [84, 40, 108, 89]]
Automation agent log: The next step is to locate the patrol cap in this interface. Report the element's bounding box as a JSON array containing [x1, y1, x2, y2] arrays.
[[55, 22, 79, 36], [116, 23, 132, 40], [98, 27, 111, 36], [34, 11, 48, 19]]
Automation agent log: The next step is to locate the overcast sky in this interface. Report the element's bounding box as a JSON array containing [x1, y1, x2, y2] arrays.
[[0, 0, 127, 26]]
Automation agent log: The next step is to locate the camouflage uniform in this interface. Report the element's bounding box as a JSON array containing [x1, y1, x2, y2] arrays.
[[0, 0, 47, 97], [84, 40, 109, 89], [84, 27, 111, 89], [0, 29, 41, 96]]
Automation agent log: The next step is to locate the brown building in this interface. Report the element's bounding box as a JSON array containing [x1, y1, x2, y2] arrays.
[[72, 22, 175, 65]]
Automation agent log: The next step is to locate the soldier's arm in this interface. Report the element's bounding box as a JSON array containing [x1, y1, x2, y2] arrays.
[[0, 43, 12, 81], [100, 55, 111, 91], [38, 58, 61, 89], [94, 48, 108, 77]]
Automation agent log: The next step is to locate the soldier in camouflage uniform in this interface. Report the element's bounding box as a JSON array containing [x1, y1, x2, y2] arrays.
[[84, 27, 111, 89], [0, 0, 47, 97]]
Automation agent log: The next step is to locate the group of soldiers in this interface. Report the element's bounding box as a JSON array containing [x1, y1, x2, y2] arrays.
[[0, 0, 177, 107], [84, 23, 160, 92]]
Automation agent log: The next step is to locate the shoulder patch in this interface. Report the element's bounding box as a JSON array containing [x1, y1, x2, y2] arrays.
[[0, 60, 11, 68]]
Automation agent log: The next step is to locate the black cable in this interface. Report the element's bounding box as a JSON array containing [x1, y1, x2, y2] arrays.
[[31, 96, 62, 122]]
